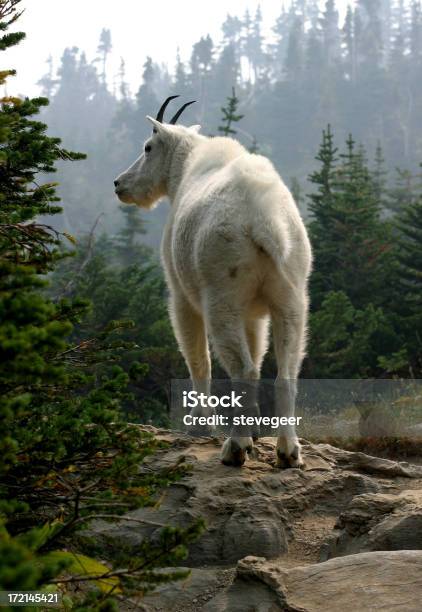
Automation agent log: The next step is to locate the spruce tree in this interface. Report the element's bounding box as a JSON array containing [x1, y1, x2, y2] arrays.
[[308, 125, 339, 307], [308, 127, 390, 309], [395, 169, 422, 373], [96, 27, 112, 85], [218, 87, 244, 136]]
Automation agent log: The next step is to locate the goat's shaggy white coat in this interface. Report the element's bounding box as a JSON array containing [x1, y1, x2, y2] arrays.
[[115, 117, 312, 467]]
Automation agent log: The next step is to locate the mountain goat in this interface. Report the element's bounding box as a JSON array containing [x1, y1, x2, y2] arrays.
[[114, 96, 312, 468]]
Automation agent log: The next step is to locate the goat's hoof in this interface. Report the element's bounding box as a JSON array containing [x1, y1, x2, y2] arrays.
[[221, 438, 253, 467], [276, 440, 304, 470]]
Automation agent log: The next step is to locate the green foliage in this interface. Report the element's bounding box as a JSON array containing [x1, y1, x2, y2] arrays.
[[48, 223, 186, 426], [304, 126, 421, 378], [218, 87, 244, 136], [307, 291, 393, 377], [0, 3, 200, 608], [393, 170, 422, 374], [308, 127, 392, 310]]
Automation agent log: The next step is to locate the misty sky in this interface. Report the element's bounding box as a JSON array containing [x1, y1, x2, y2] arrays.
[[6, 0, 354, 97]]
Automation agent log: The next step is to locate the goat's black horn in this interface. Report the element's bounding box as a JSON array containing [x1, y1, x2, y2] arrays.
[[156, 95, 180, 123], [169, 100, 196, 124]]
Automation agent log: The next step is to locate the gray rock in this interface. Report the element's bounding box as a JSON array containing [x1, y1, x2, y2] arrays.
[[323, 489, 422, 559], [205, 551, 422, 612], [86, 428, 422, 611], [139, 567, 220, 612], [82, 434, 395, 567]]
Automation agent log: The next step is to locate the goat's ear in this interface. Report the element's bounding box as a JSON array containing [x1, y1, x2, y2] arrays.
[[189, 124, 201, 133], [146, 116, 171, 137]]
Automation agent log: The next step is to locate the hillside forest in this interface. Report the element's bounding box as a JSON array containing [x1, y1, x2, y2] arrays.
[[37, 0, 422, 409]]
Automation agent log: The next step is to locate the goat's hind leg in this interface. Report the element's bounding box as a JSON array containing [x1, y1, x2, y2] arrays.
[[245, 316, 269, 444], [271, 297, 307, 469], [205, 300, 258, 466]]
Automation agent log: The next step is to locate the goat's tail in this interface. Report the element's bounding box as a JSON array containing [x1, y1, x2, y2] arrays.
[[250, 216, 292, 276], [233, 153, 296, 275], [248, 183, 293, 276]]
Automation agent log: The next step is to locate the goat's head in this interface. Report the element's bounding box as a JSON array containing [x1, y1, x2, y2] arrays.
[[114, 96, 200, 209]]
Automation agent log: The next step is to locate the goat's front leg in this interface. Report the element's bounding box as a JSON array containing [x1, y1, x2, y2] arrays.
[[169, 293, 212, 432]]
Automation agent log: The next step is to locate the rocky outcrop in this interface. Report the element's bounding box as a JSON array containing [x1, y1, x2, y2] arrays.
[[321, 489, 422, 559], [85, 429, 422, 611], [204, 551, 422, 612]]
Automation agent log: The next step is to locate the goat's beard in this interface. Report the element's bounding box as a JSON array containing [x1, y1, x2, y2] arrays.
[[132, 183, 167, 210], [117, 192, 136, 205]]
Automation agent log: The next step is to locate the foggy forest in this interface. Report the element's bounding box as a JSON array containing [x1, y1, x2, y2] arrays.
[[1, 0, 422, 608]]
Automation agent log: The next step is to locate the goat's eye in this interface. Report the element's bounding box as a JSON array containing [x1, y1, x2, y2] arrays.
[[145, 144, 152, 153]]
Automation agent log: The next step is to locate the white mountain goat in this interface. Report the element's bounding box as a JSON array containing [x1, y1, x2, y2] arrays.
[[114, 96, 312, 468]]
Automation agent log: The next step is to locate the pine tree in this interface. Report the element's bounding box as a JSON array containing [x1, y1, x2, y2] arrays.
[[222, 13, 242, 45], [218, 87, 244, 136], [214, 43, 239, 94], [319, 0, 341, 70], [395, 168, 422, 373], [342, 5, 356, 82], [114, 205, 148, 267], [308, 125, 338, 231], [250, 5, 265, 80], [372, 141, 389, 208], [118, 57, 130, 100], [96, 27, 112, 85], [284, 15, 305, 80], [174, 48, 188, 92], [241, 8, 254, 82], [355, 0, 384, 73], [388, 167, 417, 212], [37, 54, 56, 97], [308, 127, 390, 309], [272, 3, 290, 78], [190, 34, 214, 98]]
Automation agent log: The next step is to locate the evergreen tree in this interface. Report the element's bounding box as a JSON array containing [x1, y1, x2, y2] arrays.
[[272, 3, 291, 79], [0, 2, 201, 604], [388, 167, 417, 212], [96, 27, 112, 85], [222, 13, 242, 45], [250, 5, 265, 80], [342, 5, 356, 81], [114, 205, 148, 267], [372, 141, 389, 208], [355, 0, 384, 73], [309, 128, 390, 309], [319, 0, 341, 70], [241, 8, 254, 82], [174, 48, 188, 92], [284, 15, 305, 79], [37, 54, 56, 97], [190, 34, 214, 98], [118, 56, 130, 100], [395, 169, 422, 373], [218, 87, 244, 136]]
